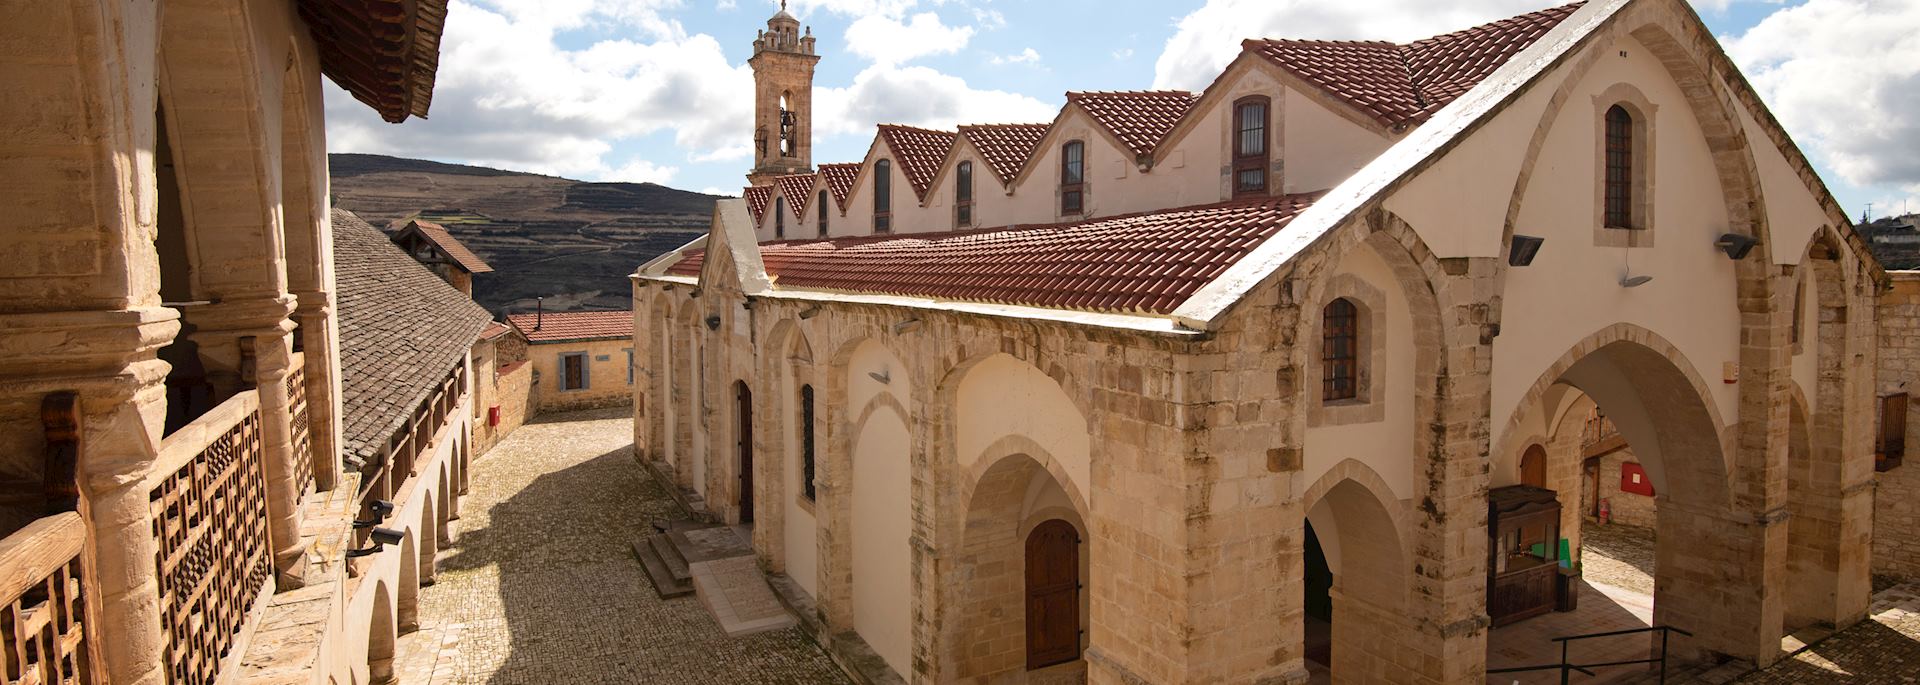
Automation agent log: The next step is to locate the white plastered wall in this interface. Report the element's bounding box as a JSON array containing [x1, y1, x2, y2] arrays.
[[782, 360, 820, 598], [846, 340, 913, 675], [1300, 243, 1420, 501], [954, 354, 1091, 500]]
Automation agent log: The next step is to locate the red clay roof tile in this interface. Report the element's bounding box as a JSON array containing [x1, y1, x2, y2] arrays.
[[667, 195, 1320, 315], [774, 173, 818, 217], [506, 310, 634, 343], [877, 125, 958, 200], [743, 186, 773, 223], [1247, 2, 1581, 128], [1068, 91, 1201, 158], [394, 219, 494, 273], [819, 163, 860, 212], [959, 123, 1050, 186]]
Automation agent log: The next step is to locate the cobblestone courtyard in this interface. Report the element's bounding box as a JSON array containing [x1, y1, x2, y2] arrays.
[[402, 408, 847, 684]]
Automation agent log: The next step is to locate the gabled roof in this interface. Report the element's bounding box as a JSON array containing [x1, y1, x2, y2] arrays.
[[1246, 2, 1582, 129], [1068, 91, 1201, 158], [876, 125, 958, 200], [332, 209, 492, 460], [743, 185, 773, 223], [668, 195, 1320, 315], [959, 124, 1051, 186], [506, 310, 634, 343], [391, 218, 493, 273], [775, 173, 819, 216], [819, 163, 861, 212]]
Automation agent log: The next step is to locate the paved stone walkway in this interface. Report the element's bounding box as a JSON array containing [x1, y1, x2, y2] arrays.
[[1581, 522, 1656, 597], [403, 408, 847, 684], [1732, 583, 1920, 684]]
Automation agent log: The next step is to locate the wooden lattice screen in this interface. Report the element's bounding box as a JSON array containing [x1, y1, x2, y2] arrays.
[[0, 512, 90, 685], [149, 400, 272, 685], [287, 352, 314, 497]]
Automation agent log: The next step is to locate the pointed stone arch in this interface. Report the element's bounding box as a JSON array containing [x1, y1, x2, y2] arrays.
[[419, 493, 439, 586], [1297, 459, 1414, 680], [367, 581, 397, 685], [397, 533, 420, 634]]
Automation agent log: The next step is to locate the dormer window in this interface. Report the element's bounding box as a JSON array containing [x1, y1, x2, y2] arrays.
[[956, 161, 974, 228], [774, 196, 786, 239], [1234, 96, 1270, 197], [1061, 141, 1085, 215], [874, 159, 892, 233], [818, 189, 829, 237]]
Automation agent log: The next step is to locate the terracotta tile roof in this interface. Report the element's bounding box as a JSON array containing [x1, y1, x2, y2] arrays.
[[877, 125, 958, 200], [394, 219, 493, 273], [1247, 2, 1581, 128], [481, 321, 513, 340], [743, 186, 773, 224], [667, 195, 1320, 314], [1068, 91, 1201, 158], [332, 209, 493, 461], [959, 124, 1051, 185], [507, 310, 634, 342], [775, 173, 818, 216], [819, 163, 860, 212]]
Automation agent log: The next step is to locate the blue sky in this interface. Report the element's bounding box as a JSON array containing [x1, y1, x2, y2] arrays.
[[324, 0, 1920, 222]]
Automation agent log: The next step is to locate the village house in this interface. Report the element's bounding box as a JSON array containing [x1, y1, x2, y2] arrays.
[[0, 1, 473, 683], [507, 310, 637, 413], [632, 1, 1892, 683]]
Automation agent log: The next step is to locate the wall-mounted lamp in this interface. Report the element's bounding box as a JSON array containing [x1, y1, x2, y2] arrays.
[[346, 527, 406, 558], [798, 306, 823, 320], [892, 318, 923, 335], [868, 369, 891, 385], [1509, 235, 1545, 267], [1716, 233, 1759, 261], [1620, 275, 1654, 288], [704, 315, 722, 330]]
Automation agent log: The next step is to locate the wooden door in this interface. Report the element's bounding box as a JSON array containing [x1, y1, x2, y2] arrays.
[[1520, 445, 1547, 488], [1025, 519, 1080, 670], [736, 382, 754, 523]]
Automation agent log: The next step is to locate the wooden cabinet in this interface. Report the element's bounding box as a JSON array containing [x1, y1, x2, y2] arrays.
[[1488, 485, 1562, 626]]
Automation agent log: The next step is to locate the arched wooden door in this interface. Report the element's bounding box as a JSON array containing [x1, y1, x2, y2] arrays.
[[1025, 519, 1080, 670], [1520, 444, 1547, 488], [736, 382, 754, 524]]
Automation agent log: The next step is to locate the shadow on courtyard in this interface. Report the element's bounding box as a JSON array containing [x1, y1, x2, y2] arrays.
[[431, 411, 845, 684]]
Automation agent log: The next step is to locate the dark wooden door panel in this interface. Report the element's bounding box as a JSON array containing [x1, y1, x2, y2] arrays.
[[1026, 519, 1080, 670]]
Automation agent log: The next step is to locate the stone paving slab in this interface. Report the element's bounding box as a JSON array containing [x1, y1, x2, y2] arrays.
[[691, 556, 798, 638], [1732, 583, 1920, 684], [403, 408, 847, 684]]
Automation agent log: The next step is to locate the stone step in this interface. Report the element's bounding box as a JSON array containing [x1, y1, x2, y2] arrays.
[[633, 537, 694, 599], [649, 533, 692, 582]]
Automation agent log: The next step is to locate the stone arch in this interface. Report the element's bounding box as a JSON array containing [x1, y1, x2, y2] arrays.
[[1297, 459, 1413, 679], [672, 301, 704, 495], [943, 452, 1092, 681], [755, 319, 820, 577], [367, 581, 397, 685], [397, 533, 420, 634], [437, 464, 453, 549], [418, 494, 438, 585], [647, 291, 675, 465]]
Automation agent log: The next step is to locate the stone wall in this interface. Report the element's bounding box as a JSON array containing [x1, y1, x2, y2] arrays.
[[528, 338, 634, 413], [1875, 273, 1920, 579], [1582, 448, 1659, 529]]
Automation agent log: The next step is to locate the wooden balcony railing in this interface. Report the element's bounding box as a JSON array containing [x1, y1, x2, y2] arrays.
[[0, 512, 90, 684], [149, 390, 272, 685], [355, 362, 466, 548], [287, 351, 314, 497]]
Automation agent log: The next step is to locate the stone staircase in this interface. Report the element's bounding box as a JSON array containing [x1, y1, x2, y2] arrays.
[[633, 521, 797, 637]]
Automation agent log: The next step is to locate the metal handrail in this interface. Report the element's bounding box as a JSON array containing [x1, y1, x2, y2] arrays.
[[1487, 624, 1694, 684]]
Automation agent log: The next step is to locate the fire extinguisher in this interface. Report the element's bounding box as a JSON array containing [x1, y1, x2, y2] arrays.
[[1599, 498, 1612, 525]]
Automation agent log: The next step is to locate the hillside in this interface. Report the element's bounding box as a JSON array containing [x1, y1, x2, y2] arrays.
[[328, 153, 720, 313]]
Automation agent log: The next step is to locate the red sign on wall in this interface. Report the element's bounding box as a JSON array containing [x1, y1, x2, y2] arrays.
[[1620, 462, 1655, 497]]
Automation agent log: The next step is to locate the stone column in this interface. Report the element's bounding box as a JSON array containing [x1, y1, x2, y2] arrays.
[[295, 289, 343, 492], [185, 295, 310, 588]]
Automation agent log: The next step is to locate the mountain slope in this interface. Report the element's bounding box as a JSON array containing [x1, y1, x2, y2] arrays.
[[327, 153, 720, 313]]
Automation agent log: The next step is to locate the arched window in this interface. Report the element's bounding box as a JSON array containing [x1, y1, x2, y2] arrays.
[[817, 189, 829, 237], [874, 159, 892, 233], [1604, 105, 1634, 229], [779, 92, 796, 158], [1060, 141, 1085, 215], [1322, 298, 1359, 402], [1233, 96, 1270, 196], [774, 196, 786, 238], [956, 161, 974, 228], [800, 384, 817, 501]]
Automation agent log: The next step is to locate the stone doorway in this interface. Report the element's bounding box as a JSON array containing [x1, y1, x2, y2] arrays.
[[1301, 470, 1410, 682], [735, 381, 754, 524]]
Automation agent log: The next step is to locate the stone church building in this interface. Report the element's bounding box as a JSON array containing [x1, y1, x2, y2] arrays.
[[631, 0, 1887, 683]]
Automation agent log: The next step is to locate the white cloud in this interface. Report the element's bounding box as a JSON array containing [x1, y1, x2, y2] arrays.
[[1150, 0, 1777, 91], [1725, 0, 1920, 194], [1112, 47, 1134, 62], [990, 48, 1041, 66], [972, 7, 1007, 30], [605, 159, 681, 184], [844, 12, 975, 65], [814, 64, 1058, 137], [325, 0, 752, 182]]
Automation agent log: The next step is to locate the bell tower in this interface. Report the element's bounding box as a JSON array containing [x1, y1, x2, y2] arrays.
[[747, 1, 819, 186]]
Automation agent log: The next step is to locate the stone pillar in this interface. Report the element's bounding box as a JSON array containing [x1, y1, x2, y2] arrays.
[[185, 295, 309, 588], [295, 290, 343, 492]]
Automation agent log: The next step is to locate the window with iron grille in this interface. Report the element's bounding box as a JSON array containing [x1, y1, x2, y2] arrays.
[[1233, 96, 1270, 197], [874, 159, 893, 233], [1322, 299, 1358, 402], [801, 384, 817, 500], [1061, 141, 1085, 215], [818, 190, 829, 236], [1605, 105, 1634, 228], [956, 161, 974, 228], [774, 196, 786, 238]]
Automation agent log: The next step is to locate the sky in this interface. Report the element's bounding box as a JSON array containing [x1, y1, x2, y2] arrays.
[[323, 0, 1920, 222]]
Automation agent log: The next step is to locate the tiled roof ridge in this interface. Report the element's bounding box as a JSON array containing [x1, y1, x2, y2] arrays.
[[875, 125, 958, 200], [774, 172, 818, 216], [743, 185, 774, 223], [876, 122, 954, 134], [1066, 90, 1200, 158], [750, 195, 1303, 250], [817, 163, 861, 211], [958, 122, 1051, 130], [1067, 89, 1196, 98]]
